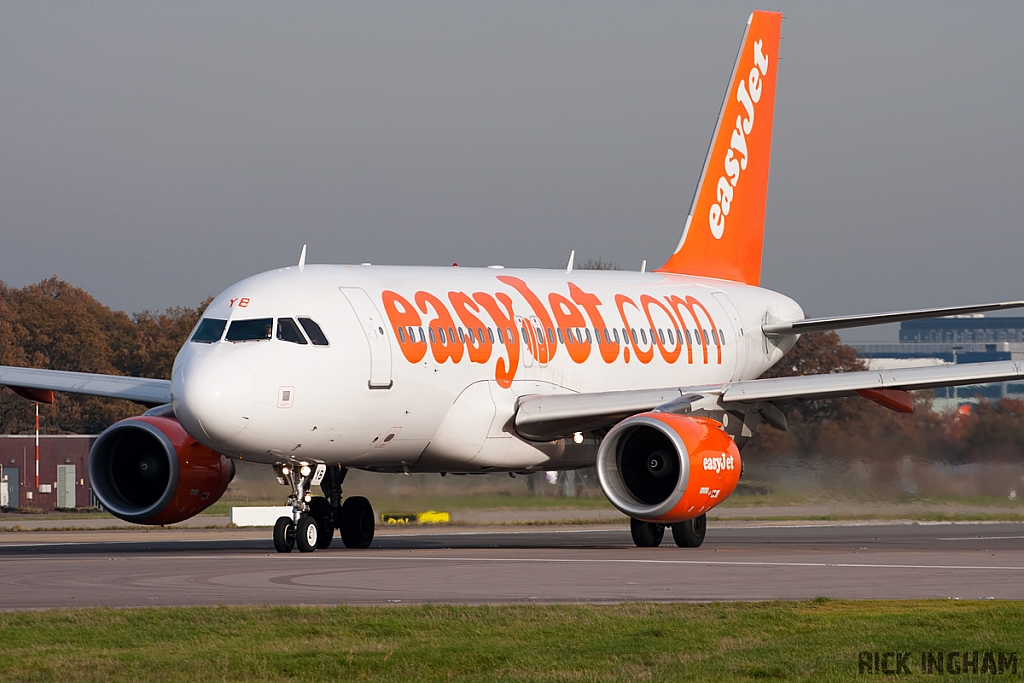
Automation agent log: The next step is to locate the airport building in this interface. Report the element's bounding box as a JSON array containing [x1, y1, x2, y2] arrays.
[[0, 435, 94, 510], [851, 316, 1024, 408]]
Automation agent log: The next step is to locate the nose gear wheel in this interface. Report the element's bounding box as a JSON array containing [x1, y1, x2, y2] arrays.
[[271, 464, 375, 553]]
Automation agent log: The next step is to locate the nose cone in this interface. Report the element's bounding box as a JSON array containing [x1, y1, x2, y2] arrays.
[[173, 356, 257, 446]]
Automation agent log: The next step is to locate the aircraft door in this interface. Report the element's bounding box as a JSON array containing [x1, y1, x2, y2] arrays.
[[339, 287, 394, 389], [712, 291, 744, 381], [529, 316, 549, 368], [516, 316, 533, 369]]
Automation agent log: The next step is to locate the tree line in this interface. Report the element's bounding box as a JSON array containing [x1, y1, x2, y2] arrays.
[[0, 278, 208, 434], [0, 278, 1021, 462]]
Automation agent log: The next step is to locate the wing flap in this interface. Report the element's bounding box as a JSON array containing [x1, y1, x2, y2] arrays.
[[0, 365, 172, 407], [723, 360, 1023, 402]]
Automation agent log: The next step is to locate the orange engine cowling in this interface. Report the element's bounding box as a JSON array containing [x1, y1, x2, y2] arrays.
[[596, 413, 740, 524], [88, 416, 235, 525]]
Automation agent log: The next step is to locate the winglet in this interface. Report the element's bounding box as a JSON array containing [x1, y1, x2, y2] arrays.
[[298, 244, 307, 272], [657, 11, 782, 286]]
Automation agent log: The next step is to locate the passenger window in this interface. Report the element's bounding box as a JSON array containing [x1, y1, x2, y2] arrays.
[[398, 327, 407, 343], [667, 329, 674, 344], [191, 318, 227, 343], [467, 328, 475, 344], [658, 329, 665, 345], [640, 329, 647, 344], [439, 327, 447, 344], [226, 318, 273, 342], [711, 329, 719, 345], [694, 329, 701, 345], [506, 327, 514, 344], [457, 327, 466, 343], [631, 329, 638, 344], [612, 328, 619, 344], [719, 328, 726, 345], [702, 329, 710, 346], [586, 329, 592, 344], [277, 318, 308, 345], [418, 327, 425, 342], [557, 328, 565, 344], [494, 327, 501, 344], [429, 327, 436, 344], [297, 318, 330, 346]]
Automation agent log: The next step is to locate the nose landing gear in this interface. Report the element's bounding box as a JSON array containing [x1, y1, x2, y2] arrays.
[[272, 463, 375, 554]]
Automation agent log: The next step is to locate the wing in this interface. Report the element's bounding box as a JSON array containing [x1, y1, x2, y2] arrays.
[[762, 300, 1024, 336], [0, 365, 171, 407], [514, 360, 1024, 441]]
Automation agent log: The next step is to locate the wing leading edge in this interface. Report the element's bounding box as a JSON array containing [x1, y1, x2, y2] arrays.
[[0, 365, 171, 407], [514, 360, 1024, 441]]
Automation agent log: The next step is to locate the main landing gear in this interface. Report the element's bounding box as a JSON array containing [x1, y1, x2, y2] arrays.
[[630, 514, 707, 548], [272, 463, 375, 554]]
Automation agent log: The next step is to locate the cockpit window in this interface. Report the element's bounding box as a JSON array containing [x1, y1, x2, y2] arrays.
[[276, 318, 308, 345], [191, 318, 227, 343], [226, 318, 273, 342], [298, 317, 329, 346]]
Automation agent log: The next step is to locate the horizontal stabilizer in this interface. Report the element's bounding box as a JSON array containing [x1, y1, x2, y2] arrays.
[[762, 301, 1024, 336]]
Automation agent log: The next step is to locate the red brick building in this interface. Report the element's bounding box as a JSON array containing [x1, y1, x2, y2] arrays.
[[0, 435, 95, 510]]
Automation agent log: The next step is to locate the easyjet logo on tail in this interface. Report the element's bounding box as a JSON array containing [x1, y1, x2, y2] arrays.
[[709, 40, 769, 240], [657, 11, 781, 287]]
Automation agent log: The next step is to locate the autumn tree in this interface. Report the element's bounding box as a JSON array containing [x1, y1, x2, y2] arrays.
[[746, 331, 940, 461], [0, 279, 208, 435]]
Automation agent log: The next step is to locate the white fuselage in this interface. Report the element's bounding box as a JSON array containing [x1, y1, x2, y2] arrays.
[[170, 264, 802, 472]]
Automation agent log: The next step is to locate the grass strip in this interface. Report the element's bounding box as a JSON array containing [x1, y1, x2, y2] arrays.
[[0, 601, 1020, 682]]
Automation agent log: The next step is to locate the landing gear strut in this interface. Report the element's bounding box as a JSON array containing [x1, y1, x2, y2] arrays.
[[272, 463, 375, 554]]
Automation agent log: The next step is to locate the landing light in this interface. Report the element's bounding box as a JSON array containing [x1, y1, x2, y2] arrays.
[[281, 466, 290, 476], [300, 465, 311, 477], [573, 432, 584, 444], [304, 494, 312, 503]]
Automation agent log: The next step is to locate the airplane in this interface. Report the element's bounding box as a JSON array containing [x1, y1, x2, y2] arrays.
[[2, 10, 1023, 553]]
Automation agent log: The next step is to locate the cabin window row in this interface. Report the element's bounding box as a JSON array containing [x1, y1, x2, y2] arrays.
[[396, 324, 726, 349]]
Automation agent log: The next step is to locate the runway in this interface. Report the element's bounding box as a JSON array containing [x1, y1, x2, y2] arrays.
[[1, 522, 1023, 609]]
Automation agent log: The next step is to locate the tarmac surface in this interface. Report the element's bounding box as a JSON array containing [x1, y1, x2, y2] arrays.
[[1, 522, 1024, 609]]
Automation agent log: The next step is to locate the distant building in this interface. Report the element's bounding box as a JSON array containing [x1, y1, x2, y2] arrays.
[[850, 316, 1024, 410], [0, 435, 94, 510]]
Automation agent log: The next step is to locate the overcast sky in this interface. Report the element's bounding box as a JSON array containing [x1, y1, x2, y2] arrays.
[[1, 1, 1022, 341]]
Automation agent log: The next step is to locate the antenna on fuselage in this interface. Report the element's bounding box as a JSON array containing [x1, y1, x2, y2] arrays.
[[298, 244, 307, 272], [566, 249, 575, 274], [640, 259, 647, 273]]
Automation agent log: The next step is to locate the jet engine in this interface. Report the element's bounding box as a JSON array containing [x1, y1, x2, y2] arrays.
[[88, 415, 235, 525], [596, 413, 740, 523]]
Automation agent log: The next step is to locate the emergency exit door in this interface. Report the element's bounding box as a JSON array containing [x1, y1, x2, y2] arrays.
[[339, 287, 394, 389]]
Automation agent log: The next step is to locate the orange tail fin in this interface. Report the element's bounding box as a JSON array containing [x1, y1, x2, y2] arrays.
[[658, 11, 782, 286]]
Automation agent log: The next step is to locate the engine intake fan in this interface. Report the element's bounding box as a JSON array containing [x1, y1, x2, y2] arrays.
[[88, 416, 234, 525], [596, 413, 741, 524]]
